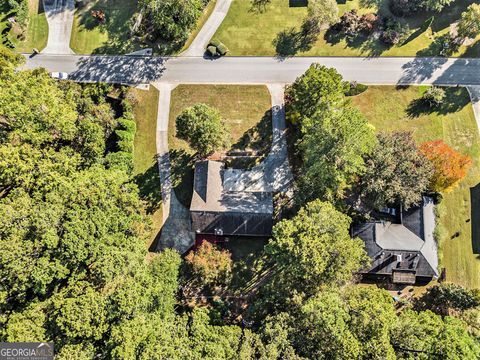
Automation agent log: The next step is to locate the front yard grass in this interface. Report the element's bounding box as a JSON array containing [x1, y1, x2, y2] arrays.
[[70, 0, 138, 54], [168, 85, 272, 207], [7, 0, 48, 53], [130, 86, 163, 248], [213, 0, 480, 57], [351, 85, 480, 289]]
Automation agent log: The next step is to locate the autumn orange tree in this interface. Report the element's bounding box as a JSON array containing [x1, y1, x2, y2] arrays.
[[185, 241, 233, 289], [419, 140, 472, 192]]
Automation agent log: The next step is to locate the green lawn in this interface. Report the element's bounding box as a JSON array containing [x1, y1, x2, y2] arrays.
[[6, 0, 48, 53], [213, 0, 480, 57], [351, 85, 480, 289], [70, 0, 138, 54], [130, 86, 163, 248], [168, 85, 272, 207]]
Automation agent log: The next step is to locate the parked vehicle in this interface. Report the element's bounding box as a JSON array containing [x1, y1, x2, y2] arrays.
[[49, 72, 69, 79]]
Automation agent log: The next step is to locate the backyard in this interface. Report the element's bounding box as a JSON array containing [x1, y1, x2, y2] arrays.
[[213, 0, 480, 57], [351, 85, 480, 289], [168, 84, 272, 207], [130, 86, 163, 248], [2, 0, 48, 53]]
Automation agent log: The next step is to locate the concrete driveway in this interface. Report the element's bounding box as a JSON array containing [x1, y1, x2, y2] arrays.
[[42, 0, 75, 54]]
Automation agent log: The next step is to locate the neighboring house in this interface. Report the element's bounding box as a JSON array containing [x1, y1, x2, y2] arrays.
[[190, 160, 273, 238], [352, 196, 439, 285]]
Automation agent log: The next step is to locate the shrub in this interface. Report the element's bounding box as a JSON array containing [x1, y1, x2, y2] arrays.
[[380, 29, 401, 45], [118, 118, 137, 133], [206, 39, 229, 57], [105, 151, 134, 174], [345, 81, 368, 96], [206, 46, 217, 57], [216, 43, 228, 56], [422, 86, 446, 107]]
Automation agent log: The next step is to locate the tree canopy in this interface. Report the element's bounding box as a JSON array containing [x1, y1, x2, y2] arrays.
[[358, 131, 433, 210], [419, 140, 471, 192], [457, 3, 480, 39], [264, 200, 369, 303], [176, 103, 228, 158]]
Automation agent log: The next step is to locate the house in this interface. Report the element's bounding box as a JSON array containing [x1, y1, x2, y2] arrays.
[[352, 196, 439, 285], [190, 160, 273, 238]]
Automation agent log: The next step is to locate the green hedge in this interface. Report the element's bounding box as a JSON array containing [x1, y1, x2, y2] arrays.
[[106, 96, 137, 174], [105, 151, 133, 174], [206, 39, 229, 57]]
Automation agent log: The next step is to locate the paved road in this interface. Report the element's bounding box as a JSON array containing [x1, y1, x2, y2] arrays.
[[181, 0, 232, 57], [24, 55, 480, 85], [42, 0, 74, 54]]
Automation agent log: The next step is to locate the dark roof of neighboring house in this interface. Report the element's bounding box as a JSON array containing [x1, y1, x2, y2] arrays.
[[190, 160, 273, 215], [352, 196, 439, 280]]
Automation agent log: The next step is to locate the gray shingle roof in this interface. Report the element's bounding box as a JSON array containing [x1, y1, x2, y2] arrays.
[[352, 196, 439, 279]]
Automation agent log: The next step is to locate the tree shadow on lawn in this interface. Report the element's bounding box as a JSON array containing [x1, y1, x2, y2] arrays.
[[470, 183, 480, 254], [406, 87, 470, 118], [324, 27, 388, 57], [169, 148, 195, 208], [273, 27, 316, 56], [230, 109, 273, 156], [134, 161, 162, 215], [76, 0, 138, 53]]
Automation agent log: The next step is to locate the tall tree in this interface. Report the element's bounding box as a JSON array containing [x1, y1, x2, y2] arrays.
[[264, 200, 369, 304], [358, 131, 433, 210], [419, 140, 472, 192], [138, 0, 203, 44], [176, 103, 229, 158], [285, 64, 348, 126], [457, 3, 480, 39], [300, 106, 376, 202]]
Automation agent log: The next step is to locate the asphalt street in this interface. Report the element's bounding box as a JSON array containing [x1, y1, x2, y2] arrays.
[[23, 54, 480, 85]]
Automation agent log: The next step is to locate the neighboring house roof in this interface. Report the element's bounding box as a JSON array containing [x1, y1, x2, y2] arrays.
[[191, 160, 273, 214], [352, 196, 439, 281]]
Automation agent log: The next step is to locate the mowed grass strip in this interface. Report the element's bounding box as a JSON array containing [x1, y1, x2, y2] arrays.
[[351, 85, 480, 289], [168, 85, 272, 207], [130, 86, 163, 247], [213, 0, 480, 57]]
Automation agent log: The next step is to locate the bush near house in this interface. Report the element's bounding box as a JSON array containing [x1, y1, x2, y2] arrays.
[[206, 38, 228, 57]]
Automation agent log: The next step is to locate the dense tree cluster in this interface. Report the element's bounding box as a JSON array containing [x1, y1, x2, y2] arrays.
[[389, 0, 454, 16], [457, 3, 480, 40], [286, 64, 376, 203], [1, 48, 479, 359]]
